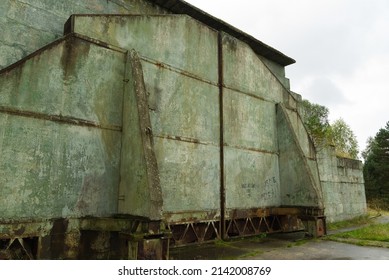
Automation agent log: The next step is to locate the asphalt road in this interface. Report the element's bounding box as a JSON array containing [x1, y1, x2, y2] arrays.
[[242, 239, 389, 260]]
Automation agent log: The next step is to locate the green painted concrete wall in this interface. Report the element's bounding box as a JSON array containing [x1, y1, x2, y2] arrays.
[[119, 50, 163, 220], [277, 104, 322, 208], [0, 35, 125, 220], [221, 34, 283, 213], [0, 0, 166, 70], [69, 15, 221, 222], [0, 0, 367, 227], [70, 16, 313, 221], [69, 15, 219, 83], [317, 146, 367, 222]]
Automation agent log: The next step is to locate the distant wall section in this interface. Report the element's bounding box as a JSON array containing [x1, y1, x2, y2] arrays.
[[317, 146, 367, 222]]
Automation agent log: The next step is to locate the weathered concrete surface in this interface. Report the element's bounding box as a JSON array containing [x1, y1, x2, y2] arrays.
[[221, 33, 284, 104], [277, 104, 323, 208], [221, 33, 285, 214], [155, 138, 221, 214], [142, 62, 220, 144], [67, 15, 219, 83], [0, 37, 124, 127], [0, 0, 167, 69], [0, 1, 368, 260], [223, 89, 278, 152], [61, 14, 321, 231], [118, 50, 163, 220], [0, 35, 125, 220], [224, 148, 281, 210], [317, 146, 367, 222], [67, 15, 221, 223]]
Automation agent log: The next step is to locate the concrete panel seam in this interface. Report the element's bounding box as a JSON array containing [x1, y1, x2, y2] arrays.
[[224, 143, 279, 155], [0, 33, 125, 76], [0, 106, 121, 131], [218, 31, 226, 239], [72, 33, 127, 54], [223, 84, 279, 104], [140, 56, 218, 87], [154, 134, 218, 147], [320, 180, 364, 185]]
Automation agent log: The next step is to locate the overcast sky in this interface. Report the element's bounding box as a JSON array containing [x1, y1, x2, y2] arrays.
[[185, 0, 389, 157]]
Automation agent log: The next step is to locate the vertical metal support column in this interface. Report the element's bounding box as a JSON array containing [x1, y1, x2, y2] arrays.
[[218, 32, 226, 240]]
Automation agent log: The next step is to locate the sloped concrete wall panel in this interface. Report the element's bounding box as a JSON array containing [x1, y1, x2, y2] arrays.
[[0, 36, 125, 220], [0, 37, 124, 128], [69, 15, 219, 83], [0, 0, 167, 69], [277, 105, 322, 208], [222, 33, 284, 104]]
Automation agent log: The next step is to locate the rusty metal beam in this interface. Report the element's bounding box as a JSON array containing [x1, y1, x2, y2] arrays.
[[218, 31, 226, 240]]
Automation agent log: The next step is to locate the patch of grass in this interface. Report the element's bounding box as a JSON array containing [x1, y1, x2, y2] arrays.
[[245, 233, 267, 242], [325, 217, 389, 248], [286, 238, 311, 248], [327, 215, 372, 231], [331, 223, 389, 242], [214, 239, 235, 248], [325, 236, 389, 249], [236, 249, 263, 259]]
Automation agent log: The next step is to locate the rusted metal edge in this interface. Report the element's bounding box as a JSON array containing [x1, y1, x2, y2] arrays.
[[0, 217, 166, 239], [280, 205, 325, 216], [154, 134, 217, 147], [0, 220, 53, 239], [0, 106, 121, 131], [218, 32, 226, 240], [140, 56, 218, 87], [163, 210, 220, 224], [320, 180, 363, 185], [79, 217, 165, 233], [226, 206, 324, 220], [224, 143, 279, 156]]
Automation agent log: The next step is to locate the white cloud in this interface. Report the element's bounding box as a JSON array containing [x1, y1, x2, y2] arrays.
[[300, 77, 349, 107]]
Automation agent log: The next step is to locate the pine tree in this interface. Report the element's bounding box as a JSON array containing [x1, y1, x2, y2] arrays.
[[363, 122, 389, 198]]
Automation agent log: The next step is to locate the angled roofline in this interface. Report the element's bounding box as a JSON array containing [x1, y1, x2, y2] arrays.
[[147, 0, 296, 66]]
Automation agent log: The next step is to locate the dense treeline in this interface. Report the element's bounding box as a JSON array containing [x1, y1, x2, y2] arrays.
[[362, 122, 389, 208]]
